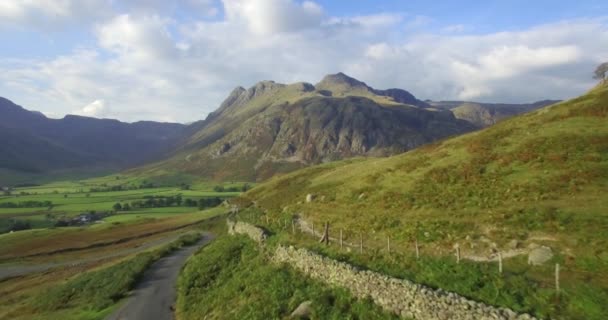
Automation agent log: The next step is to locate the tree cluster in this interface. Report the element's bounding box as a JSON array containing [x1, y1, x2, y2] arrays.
[[213, 184, 251, 193], [0, 200, 53, 208], [115, 195, 223, 211]]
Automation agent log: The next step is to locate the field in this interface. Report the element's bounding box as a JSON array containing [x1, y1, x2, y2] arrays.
[[0, 173, 238, 319], [1, 232, 205, 320], [0, 175, 248, 234]]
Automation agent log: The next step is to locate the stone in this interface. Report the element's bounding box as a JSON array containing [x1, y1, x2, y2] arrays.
[[508, 239, 520, 249], [290, 300, 313, 318], [358, 193, 366, 200], [528, 246, 553, 265], [306, 194, 314, 203]]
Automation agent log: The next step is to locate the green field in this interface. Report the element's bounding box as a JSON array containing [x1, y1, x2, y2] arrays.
[[0, 176, 249, 234]]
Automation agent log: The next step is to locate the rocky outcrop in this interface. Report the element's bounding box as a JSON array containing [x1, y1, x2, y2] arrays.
[[226, 219, 268, 243], [528, 246, 553, 266], [274, 245, 538, 320]]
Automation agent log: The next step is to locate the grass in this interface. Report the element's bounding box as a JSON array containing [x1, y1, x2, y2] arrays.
[[238, 83, 608, 319], [2, 233, 201, 320], [176, 235, 398, 320]]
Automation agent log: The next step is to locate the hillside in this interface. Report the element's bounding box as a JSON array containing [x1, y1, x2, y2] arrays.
[[0, 97, 187, 184], [133, 73, 476, 182], [243, 83, 608, 296]]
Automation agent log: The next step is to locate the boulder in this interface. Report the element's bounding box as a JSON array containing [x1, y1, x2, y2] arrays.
[[306, 194, 314, 203], [528, 246, 553, 265], [290, 300, 313, 319]]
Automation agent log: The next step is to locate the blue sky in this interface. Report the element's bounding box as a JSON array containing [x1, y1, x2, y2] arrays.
[[0, 0, 607, 122]]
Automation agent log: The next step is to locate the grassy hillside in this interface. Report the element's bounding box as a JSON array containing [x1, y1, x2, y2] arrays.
[[177, 235, 397, 319], [240, 83, 608, 317]]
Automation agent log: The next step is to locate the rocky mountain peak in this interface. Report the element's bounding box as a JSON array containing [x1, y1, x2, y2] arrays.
[[316, 72, 369, 90]]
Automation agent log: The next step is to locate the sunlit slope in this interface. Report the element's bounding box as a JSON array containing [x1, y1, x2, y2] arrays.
[[246, 83, 608, 253]]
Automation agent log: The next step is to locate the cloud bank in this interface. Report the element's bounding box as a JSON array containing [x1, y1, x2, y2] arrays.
[[0, 0, 606, 122]]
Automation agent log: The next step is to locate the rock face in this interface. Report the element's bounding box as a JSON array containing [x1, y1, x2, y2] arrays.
[[528, 246, 553, 265]]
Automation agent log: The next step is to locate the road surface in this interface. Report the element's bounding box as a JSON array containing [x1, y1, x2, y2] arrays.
[[106, 234, 213, 320]]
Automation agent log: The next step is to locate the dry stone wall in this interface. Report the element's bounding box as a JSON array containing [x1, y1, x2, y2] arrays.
[[228, 220, 538, 320], [274, 245, 538, 320]]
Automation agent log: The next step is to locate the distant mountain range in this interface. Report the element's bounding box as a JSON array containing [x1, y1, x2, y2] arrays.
[[0, 73, 558, 184], [427, 100, 560, 127], [0, 97, 187, 183]]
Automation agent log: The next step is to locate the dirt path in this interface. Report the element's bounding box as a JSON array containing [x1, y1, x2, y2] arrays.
[[106, 235, 213, 320], [0, 231, 197, 280]]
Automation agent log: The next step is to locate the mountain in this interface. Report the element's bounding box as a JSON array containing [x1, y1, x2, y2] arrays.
[[134, 73, 476, 181], [0, 97, 187, 184], [427, 100, 560, 127]]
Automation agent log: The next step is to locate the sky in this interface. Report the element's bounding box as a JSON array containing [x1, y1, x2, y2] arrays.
[[0, 0, 607, 123]]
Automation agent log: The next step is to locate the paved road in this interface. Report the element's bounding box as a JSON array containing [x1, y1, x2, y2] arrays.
[[107, 234, 213, 320], [0, 231, 198, 280]]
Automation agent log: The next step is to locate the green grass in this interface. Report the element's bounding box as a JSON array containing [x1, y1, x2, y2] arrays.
[[3, 233, 202, 320], [239, 83, 608, 319], [176, 235, 398, 320]]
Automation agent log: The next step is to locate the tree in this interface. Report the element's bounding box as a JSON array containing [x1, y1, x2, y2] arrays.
[[113, 203, 123, 211], [122, 203, 131, 211], [176, 194, 183, 206], [594, 62, 608, 81]]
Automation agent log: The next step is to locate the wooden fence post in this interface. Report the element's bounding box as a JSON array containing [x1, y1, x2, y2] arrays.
[[292, 220, 295, 234], [555, 263, 560, 292], [319, 222, 329, 245], [359, 233, 363, 254], [456, 246, 460, 264], [415, 238, 420, 260], [498, 252, 503, 274], [265, 215, 269, 224], [312, 222, 315, 236], [340, 229, 343, 249], [387, 236, 391, 254]]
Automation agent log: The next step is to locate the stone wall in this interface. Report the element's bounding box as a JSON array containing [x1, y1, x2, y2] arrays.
[[227, 220, 537, 320], [226, 219, 268, 243], [274, 245, 537, 320]]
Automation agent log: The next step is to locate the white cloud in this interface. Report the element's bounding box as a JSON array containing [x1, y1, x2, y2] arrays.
[[76, 99, 109, 117], [222, 0, 324, 35], [0, 1, 607, 123], [0, 0, 110, 29]]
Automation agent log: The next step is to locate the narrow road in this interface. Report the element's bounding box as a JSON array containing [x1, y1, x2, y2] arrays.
[[107, 234, 214, 320], [0, 231, 197, 280]]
